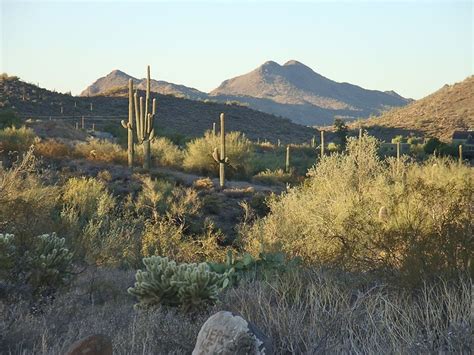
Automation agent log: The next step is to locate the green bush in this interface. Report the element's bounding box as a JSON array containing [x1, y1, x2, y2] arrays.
[[183, 131, 253, 179], [0, 109, 22, 129], [245, 135, 473, 284], [0, 149, 59, 243], [253, 168, 295, 186], [0, 126, 36, 153], [128, 256, 231, 310]]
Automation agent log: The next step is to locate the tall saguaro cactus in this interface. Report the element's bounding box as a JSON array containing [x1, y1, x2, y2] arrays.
[[121, 79, 135, 168], [212, 113, 229, 189], [459, 144, 463, 165], [134, 66, 156, 170], [285, 145, 290, 173], [320, 130, 325, 157]]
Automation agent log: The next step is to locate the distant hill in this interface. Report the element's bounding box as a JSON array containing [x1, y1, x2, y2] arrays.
[[209, 60, 411, 125], [0, 74, 317, 143], [81, 70, 208, 101], [359, 76, 474, 141], [81, 61, 410, 126]]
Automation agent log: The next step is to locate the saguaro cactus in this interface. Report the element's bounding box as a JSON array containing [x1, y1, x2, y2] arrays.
[[459, 144, 463, 165], [212, 113, 229, 189], [134, 66, 156, 170], [320, 130, 325, 157], [285, 145, 290, 173], [121, 79, 135, 168]]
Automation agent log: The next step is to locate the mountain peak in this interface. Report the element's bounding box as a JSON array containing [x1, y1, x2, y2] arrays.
[[262, 60, 280, 67], [283, 60, 305, 66], [108, 69, 134, 78]]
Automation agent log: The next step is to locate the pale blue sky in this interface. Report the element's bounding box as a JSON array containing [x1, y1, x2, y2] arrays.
[[1, 0, 472, 99]]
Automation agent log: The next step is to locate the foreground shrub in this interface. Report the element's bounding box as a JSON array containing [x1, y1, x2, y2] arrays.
[[0, 150, 59, 242], [128, 256, 231, 310], [0, 126, 36, 153], [183, 131, 253, 178], [246, 135, 473, 283]]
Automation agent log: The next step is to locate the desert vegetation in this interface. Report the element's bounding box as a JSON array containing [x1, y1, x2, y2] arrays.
[[0, 123, 472, 353]]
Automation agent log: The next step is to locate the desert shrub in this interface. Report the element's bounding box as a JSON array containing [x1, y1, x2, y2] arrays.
[[193, 177, 214, 190], [0, 150, 60, 243], [128, 256, 231, 310], [61, 177, 117, 260], [245, 135, 473, 283], [135, 137, 184, 168], [250, 144, 316, 177], [73, 138, 127, 164], [0, 233, 74, 293], [0, 126, 36, 153], [0, 109, 22, 129], [34, 139, 72, 158], [0, 234, 15, 279], [183, 131, 253, 179], [141, 218, 226, 263], [253, 168, 294, 186], [135, 177, 202, 229]]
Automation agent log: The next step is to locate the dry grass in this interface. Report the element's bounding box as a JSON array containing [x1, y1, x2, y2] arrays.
[[1, 267, 470, 354]]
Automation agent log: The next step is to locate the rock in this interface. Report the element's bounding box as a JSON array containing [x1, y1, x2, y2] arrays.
[[65, 334, 113, 355], [193, 311, 273, 355]]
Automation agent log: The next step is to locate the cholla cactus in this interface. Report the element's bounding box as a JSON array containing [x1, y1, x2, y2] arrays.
[[212, 113, 229, 188], [27, 233, 74, 290], [128, 256, 231, 311]]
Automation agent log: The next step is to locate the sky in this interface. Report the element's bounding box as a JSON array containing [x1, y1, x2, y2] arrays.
[[1, 0, 473, 99]]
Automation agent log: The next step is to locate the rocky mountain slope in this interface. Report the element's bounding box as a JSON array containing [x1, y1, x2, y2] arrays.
[[359, 75, 474, 141], [209, 60, 411, 125], [81, 70, 208, 100]]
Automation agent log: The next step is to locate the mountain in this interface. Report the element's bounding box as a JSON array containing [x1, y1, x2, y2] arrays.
[[359, 76, 474, 141], [81, 61, 410, 126], [209, 60, 411, 125], [1, 74, 317, 143], [81, 70, 208, 101]]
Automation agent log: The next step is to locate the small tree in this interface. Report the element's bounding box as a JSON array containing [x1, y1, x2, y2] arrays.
[[334, 118, 348, 149]]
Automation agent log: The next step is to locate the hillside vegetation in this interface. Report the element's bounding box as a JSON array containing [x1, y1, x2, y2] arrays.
[[360, 76, 474, 141], [0, 74, 316, 143]]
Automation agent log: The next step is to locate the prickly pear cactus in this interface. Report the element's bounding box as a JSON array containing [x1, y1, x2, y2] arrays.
[[128, 256, 231, 310]]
